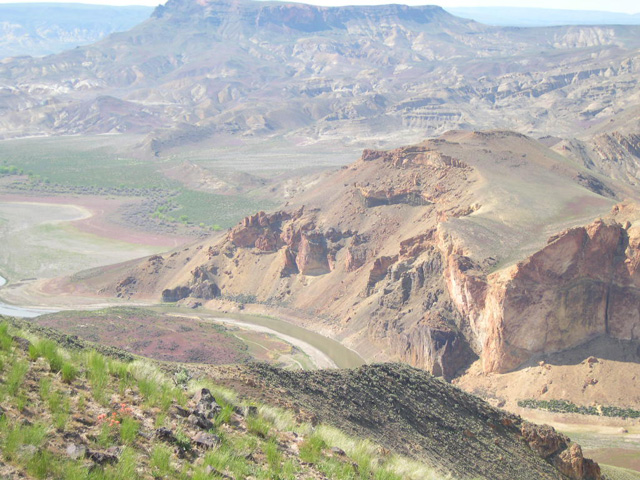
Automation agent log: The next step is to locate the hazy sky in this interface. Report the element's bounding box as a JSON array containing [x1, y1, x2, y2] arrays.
[[0, 0, 637, 14]]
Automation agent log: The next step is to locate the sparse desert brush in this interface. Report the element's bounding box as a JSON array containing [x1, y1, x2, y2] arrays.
[[0, 324, 448, 480]]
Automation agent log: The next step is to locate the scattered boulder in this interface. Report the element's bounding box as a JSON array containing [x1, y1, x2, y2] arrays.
[[86, 448, 120, 465], [520, 422, 601, 480], [66, 443, 86, 460], [188, 414, 213, 431], [193, 388, 221, 419], [521, 422, 568, 458], [193, 431, 221, 450], [554, 443, 601, 480], [155, 427, 177, 443], [11, 336, 31, 352], [161, 286, 191, 302], [173, 405, 190, 418]]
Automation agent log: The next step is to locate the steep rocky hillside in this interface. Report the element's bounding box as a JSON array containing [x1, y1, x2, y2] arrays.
[[73, 129, 640, 380], [225, 362, 602, 480], [0, 0, 639, 150], [0, 318, 603, 480]]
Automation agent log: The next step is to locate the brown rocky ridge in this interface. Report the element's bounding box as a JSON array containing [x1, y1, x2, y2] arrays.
[[72, 129, 640, 385]]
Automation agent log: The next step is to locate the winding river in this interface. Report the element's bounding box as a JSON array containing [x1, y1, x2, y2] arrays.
[[0, 273, 364, 368], [0, 274, 57, 318]]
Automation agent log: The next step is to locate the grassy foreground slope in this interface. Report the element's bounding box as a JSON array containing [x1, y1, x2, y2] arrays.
[[0, 316, 603, 480], [0, 317, 435, 480]]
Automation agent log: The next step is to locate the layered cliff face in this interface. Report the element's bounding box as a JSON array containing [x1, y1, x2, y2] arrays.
[[97, 130, 640, 378]]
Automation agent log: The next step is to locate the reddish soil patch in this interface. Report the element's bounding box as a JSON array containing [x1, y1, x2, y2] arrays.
[[36, 307, 250, 365], [0, 193, 190, 248]]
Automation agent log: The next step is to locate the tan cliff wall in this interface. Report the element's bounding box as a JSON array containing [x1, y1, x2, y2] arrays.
[[443, 217, 640, 373]]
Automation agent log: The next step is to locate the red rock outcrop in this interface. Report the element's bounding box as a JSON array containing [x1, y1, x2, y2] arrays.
[[445, 217, 640, 373], [367, 256, 398, 291], [520, 422, 601, 480], [296, 232, 330, 276]]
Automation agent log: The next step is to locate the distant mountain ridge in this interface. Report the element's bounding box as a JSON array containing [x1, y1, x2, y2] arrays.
[[448, 6, 640, 27], [0, 3, 153, 59], [1, 0, 639, 151]]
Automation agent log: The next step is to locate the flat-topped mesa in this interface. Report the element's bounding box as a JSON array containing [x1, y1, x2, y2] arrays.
[[153, 0, 455, 30]]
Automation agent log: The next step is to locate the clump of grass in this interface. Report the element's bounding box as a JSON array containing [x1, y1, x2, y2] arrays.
[[374, 469, 404, 480], [96, 421, 117, 449], [246, 414, 271, 438], [108, 359, 134, 393], [204, 443, 251, 478], [48, 390, 71, 431], [29, 339, 64, 372], [174, 428, 192, 453], [264, 438, 283, 475], [0, 322, 13, 351], [299, 432, 326, 463], [86, 351, 108, 404], [113, 446, 139, 479], [317, 457, 358, 480], [119, 417, 139, 445], [7, 358, 29, 397], [61, 362, 78, 384], [150, 444, 173, 478], [26, 449, 59, 479], [215, 403, 234, 426], [39, 377, 52, 400], [0, 419, 48, 462]]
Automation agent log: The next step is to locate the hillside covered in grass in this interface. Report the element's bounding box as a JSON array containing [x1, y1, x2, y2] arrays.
[[0, 317, 445, 480], [0, 316, 604, 480]]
